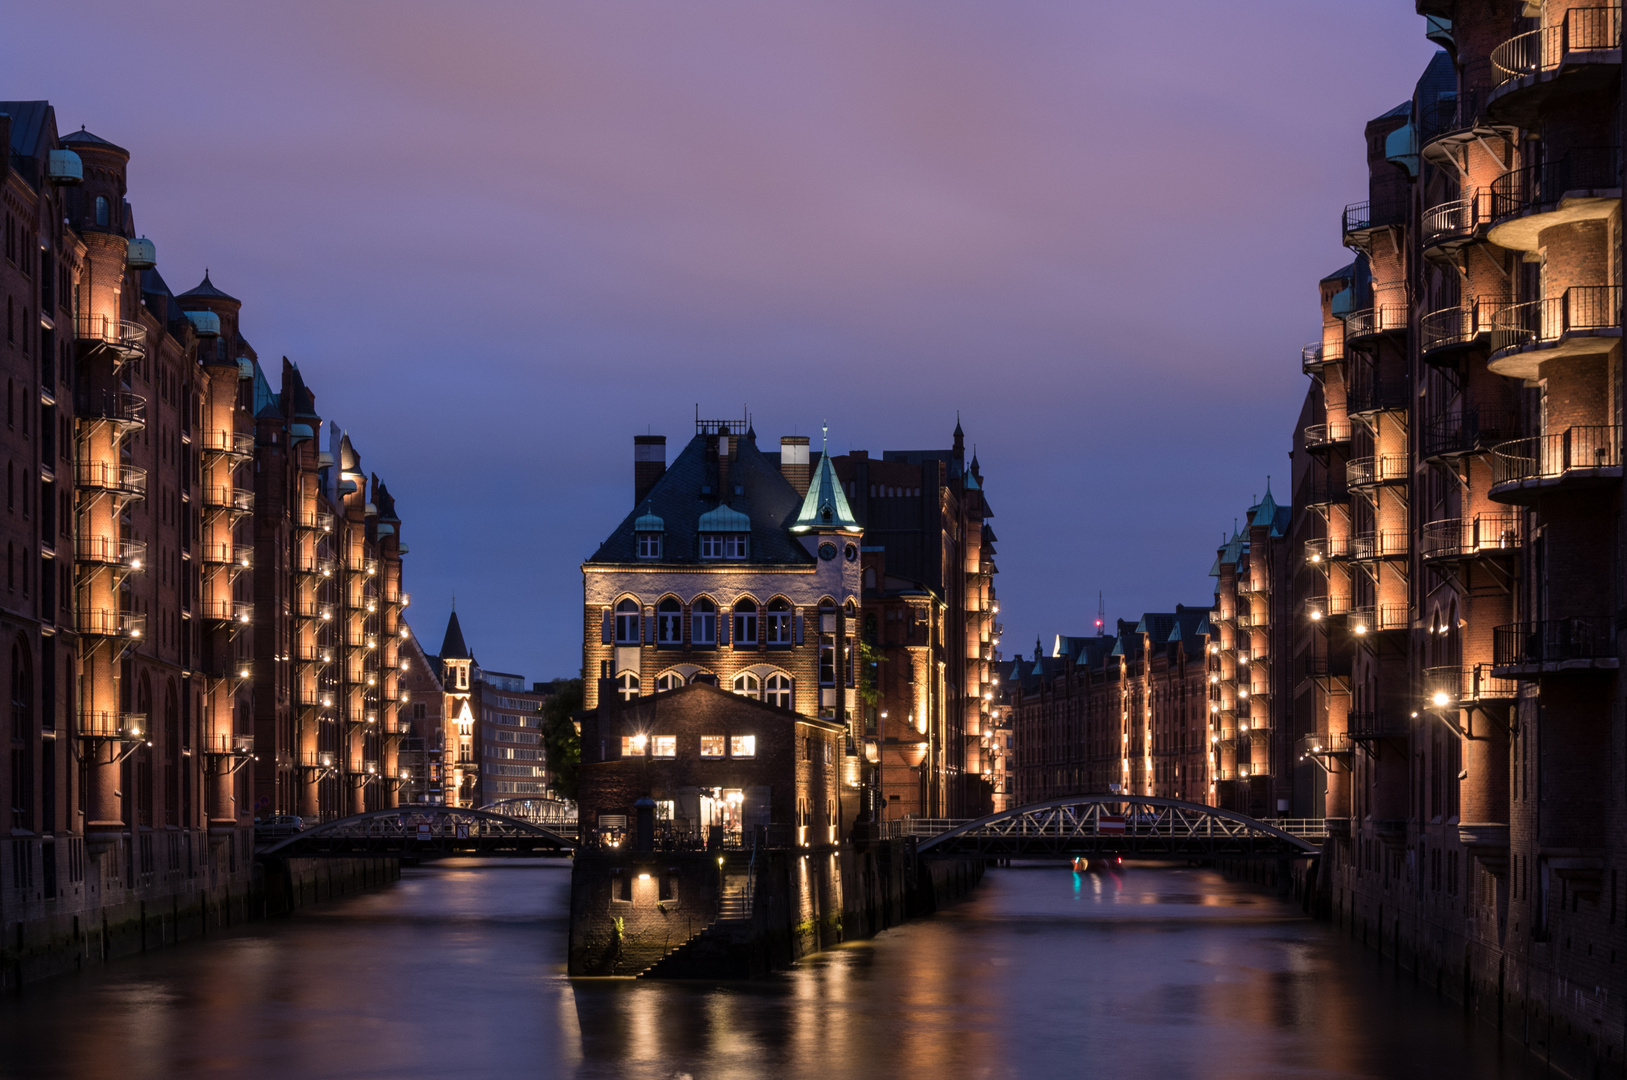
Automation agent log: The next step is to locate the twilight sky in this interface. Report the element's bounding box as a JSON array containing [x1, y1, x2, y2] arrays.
[[4, 2, 1438, 678]]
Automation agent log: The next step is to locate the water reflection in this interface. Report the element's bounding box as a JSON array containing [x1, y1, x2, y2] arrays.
[[0, 859, 1544, 1080]]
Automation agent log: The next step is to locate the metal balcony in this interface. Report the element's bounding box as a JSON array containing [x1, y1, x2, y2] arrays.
[[1488, 285, 1621, 378], [75, 389, 146, 431], [1342, 180, 1407, 247], [78, 711, 146, 740], [78, 609, 146, 639], [200, 542, 253, 569], [1346, 375, 1410, 416], [1346, 711, 1411, 742], [76, 461, 146, 498], [1419, 298, 1513, 365], [198, 429, 254, 460], [201, 733, 255, 755], [1305, 535, 1349, 566], [1349, 606, 1409, 636], [1298, 731, 1352, 763], [296, 685, 335, 709], [1348, 531, 1407, 562], [295, 556, 337, 578], [75, 312, 145, 359], [1304, 420, 1352, 452], [296, 600, 335, 621], [201, 599, 253, 626], [296, 511, 336, 534], [1343, 306, 1408, 344], [1489, 9, 1622, 125], [1346, 454, 1408, 489], [1423, 664, 1518, 709], [1488, 425, 1622, 502], [1305, 595, 1351, 623], [1494, 617, 1616, 674], [300, 751, 339, 771], [1421, 189, 1493, 260], [1488, 146, 1621, 251], [76, 535, 145, 570], [1302, 341, 1345, 376], [1419, 408, 1520, 463], [296, 644, 335, 665], [348, 558, 380, 577], [1420, 515, 1521, 563], [201, 486, 254, 514]]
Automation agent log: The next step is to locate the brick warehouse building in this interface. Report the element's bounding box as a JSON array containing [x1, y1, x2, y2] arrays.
[[582, 416, 996, 826], [1291, 5, 1627, 1070], [0, 101, 407, 981]]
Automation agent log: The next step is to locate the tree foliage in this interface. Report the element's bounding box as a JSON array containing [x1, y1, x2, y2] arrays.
[[539, 678, 584, 803]]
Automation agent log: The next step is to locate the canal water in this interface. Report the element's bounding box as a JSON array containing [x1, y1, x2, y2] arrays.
[[0, 859, 1544, 1080]]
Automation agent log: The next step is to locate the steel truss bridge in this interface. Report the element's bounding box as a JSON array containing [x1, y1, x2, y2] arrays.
[[257, 805, 576, 858], [911, 795, 1325, 859]]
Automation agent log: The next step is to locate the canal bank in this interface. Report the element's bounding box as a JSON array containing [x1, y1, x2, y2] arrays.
[[1, 854, 396, 992], [568, 837, 983, 977]]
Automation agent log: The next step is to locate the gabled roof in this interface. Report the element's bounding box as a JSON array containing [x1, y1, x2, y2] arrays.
[[587, 433, 814, 566], [792, 443, 861, 534], [0, 102, 51, 160]]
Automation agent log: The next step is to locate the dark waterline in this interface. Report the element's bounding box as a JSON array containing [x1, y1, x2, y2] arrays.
[[0, 860, 1544, 1080]]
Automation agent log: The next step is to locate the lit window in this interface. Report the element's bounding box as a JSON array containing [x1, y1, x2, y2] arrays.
[[765, 673, 793, 710], [637, 533, 662, 559], [692, 598, 717, 646], [615, 672, 640, 701], [730, 735, 756, 758], [732, 672, 761, 698], [614, 599, 641, 645], [656, 598, 682, 645], [765, 598, 792, 645], [733, 599, 758, 645], [700, 735, 725, 758], [621, 734, 647, 756], [652, 736, 676, 758]]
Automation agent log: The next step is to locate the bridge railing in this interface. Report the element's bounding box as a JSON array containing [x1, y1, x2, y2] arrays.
[[904, 810, 1330, 844]]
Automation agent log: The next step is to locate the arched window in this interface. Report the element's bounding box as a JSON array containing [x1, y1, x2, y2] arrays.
[[765, 598, 792, 645], [732, 599, 758, 646], [656, 598, 682, 645], [614, 598, 641, 645], [94, 196, 109, 227], [655, 671, 683, 692], [691, 598, 717, 647], [615, 672, 640, 701], [732, 672, 761, 698], [766, 673, 793, 710]]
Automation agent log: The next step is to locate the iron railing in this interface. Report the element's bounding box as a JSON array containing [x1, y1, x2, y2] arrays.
[[1304, 421, 1353, 448], [1490, 146, 1621, 220], [1421, 189, 1493, 250], [1419, 408, 1520, 459], [1490, 425, 1621, 487], [75, 389, 147, 428], [1420, 515, 1521, 560], [76, 535, 146, 568], [78, 609, 146, 638], [199, 542, 253, 568], [198, 430, 255, 458], [1494, 617, 1616, 666], [1344, 306, 1409, 342], [75, 312, 145, 353], [1302, 341, 1345, 374], [1346, 711, 1411, 740], [1420, 298, 1513, 359], [1305, 536, 1350, 564], [1348, 531, 1408, 561], [1305, 595, 1352, 620], [1491, 7, 1622, 86], [202, 485, 255, 513], [1349, 606, 1409, 633], [1489, 285, 1621, 355], [76, 460, 146, 497], [1423, 664, 1518, 705], [1347, 454, 1408, 487], [1347, 374, 1410, 414], [200, 599, 253, 624]]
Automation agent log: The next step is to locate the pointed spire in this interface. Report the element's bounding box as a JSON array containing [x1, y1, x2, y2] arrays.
[[439, 609, 470, 660], [792, 427, 860, 534]]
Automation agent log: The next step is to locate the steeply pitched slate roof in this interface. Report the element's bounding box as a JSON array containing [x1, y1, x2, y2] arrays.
[[439, 611, 471, 660], [0, 102, 51, 159], [792, 445, 861, 533], [588, 434, 814, 566]]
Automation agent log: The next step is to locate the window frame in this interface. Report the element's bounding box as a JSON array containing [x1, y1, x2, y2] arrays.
[[655, 598, 682, 645], [614, 599, 641, 645], [691, 598, 717, 647], [700, 735, 726, 758], [730, 734, 756, 759], [733, 600, 758, 646]]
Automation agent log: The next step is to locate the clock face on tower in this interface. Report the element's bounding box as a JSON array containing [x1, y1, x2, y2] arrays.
[[818, 543, 837, 561]]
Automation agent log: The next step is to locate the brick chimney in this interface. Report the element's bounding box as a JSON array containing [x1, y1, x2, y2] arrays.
[[780, 436, 810, 496], [634, 435, 666, 505]]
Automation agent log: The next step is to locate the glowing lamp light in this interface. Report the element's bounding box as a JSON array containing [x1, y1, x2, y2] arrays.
[[631, 733, 647, 750], [717, 856, 725, 867], [1310, 554, 1322, 563], [1310, 611, 1323, 621], [1238, 689, 1249, 699], [637, 872, 650, 880], [1354, 623, 1368, 635], [1432, 691, 1451, 707], [238, 667, 250, 678]]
